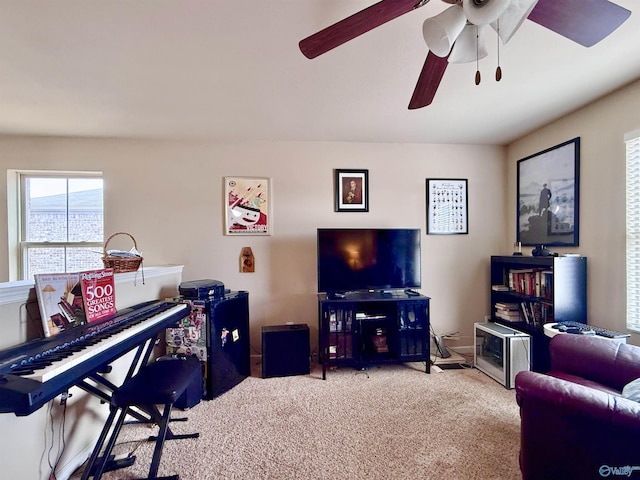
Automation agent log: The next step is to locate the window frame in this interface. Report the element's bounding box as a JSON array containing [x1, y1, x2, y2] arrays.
[[625, 130, 640, 333], [12, 170, 104, 281]]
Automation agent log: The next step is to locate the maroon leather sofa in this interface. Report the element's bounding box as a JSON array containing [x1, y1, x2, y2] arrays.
[[515, 334, 640, 480]]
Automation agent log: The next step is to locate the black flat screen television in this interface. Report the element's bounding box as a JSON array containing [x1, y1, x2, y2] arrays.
[[317, 228, 421, 293]]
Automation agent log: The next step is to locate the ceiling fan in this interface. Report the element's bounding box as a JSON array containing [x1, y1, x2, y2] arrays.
[[299, 0, 631, 109]]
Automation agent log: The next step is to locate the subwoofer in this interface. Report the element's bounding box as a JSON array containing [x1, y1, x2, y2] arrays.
[[262, 324, 310, 378]]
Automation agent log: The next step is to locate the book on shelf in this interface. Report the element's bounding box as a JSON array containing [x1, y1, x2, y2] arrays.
[[541, 270, 553, 300], [519, 301, 552, 328], [530, 302, 546, 328], [508, 268, 552, 298], [495, 302, 522, 322], [496, 313, 522, 322], [495, 302, 519, 310]]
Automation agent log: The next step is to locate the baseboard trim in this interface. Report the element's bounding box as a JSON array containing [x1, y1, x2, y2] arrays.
[[56, 440, 94, 480]]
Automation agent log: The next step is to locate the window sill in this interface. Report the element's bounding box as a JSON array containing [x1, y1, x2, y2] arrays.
[[0, 265, 184, 306]]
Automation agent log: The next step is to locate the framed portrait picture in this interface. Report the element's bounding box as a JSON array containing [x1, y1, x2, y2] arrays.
[[334, 169, 369, 212], [426, 178, 468, 234], [224, 176, 272, 235], [517, 137, 580, 246]]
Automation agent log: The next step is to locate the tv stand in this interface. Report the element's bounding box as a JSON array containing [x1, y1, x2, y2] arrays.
[[318, 292, 431, 379]]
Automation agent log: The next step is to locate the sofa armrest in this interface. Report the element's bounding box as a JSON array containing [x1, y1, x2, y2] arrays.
[[549, 334, 640, 391], [516, 371, 640, 480]]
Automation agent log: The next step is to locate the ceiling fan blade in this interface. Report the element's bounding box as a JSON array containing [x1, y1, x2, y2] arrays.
[[408, 51, 449, 109], [528, 0, 631, 47], [299, 0, 423, 59]]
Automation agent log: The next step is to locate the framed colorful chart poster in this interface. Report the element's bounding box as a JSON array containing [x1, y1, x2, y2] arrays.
[[224, 177, 271, 235], [426, 178, 468, 235]]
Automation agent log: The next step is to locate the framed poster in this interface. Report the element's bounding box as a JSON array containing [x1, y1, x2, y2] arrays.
[[517, 138, 580, 246], [224, 177, 271, 235], [334, 169, 369, 212], [426, 178, 468, 234]]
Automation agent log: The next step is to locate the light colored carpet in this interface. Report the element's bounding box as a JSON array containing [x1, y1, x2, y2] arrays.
[[72, 362, 522, 480]]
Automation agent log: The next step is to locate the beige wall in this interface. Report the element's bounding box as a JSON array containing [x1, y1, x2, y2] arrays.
[[507, 78, 640, 346], [0, 139, 507, 351]]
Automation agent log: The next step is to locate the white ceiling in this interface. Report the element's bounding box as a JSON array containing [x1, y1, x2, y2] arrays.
[[0, 0, 638, 145]]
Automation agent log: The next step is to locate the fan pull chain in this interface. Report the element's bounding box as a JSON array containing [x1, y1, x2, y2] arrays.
[[495, 18, 502, 82], [475, 25, 481, 85]]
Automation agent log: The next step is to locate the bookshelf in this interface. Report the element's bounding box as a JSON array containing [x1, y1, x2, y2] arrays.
[[490, 255, 587, 372], [317, 292, 430, 379]]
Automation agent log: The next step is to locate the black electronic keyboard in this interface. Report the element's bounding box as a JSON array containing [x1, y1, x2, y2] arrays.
[[0, 300, 190, 416], [550, 321, 630, 339]]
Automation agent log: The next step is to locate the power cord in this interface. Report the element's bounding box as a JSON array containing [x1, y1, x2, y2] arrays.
[[445, 345, 474, 368], [46, 395, 68, 480], [429, 327, 475, 369], [430, 325, 461, 360], [22, 298, 45, 339], [517, 335, 532, 370]]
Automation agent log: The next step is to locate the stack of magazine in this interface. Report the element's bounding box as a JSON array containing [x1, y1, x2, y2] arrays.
[[34, 268, 116, 338]]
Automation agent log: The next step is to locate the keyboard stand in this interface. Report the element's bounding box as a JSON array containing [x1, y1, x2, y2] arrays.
[[76, 335, 170, 476], [75, 336, 160, 424], [81, 356, 202, 480]]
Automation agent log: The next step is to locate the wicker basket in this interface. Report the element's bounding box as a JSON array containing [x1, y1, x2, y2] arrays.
[[102, 232, 143, 273]]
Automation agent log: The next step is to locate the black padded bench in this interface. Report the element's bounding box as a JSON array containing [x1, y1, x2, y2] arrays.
[[81, 355, 202, 480]]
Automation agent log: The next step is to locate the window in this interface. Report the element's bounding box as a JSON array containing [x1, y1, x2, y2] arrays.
[[626, 130, 640, 333], [18, 173, 104, 280]]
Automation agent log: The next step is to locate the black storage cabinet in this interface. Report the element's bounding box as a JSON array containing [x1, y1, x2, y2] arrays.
[[178, 280, 251, 399]]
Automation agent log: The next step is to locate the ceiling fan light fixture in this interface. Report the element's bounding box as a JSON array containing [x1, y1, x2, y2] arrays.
[[449, 24, 488, 64], [490, 0, 540, 44], [422, 5, 467, 57], [463, 0, 510, 25]]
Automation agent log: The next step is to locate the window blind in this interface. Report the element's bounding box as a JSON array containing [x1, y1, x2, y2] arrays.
[[626, 131, 640, 333]]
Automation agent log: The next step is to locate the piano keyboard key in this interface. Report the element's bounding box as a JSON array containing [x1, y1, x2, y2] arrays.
[[21, 303, 187, 384]]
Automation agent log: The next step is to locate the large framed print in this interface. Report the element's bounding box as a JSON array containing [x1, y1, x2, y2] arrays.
[[517, 138, 580, 246], [224, 177, 271, 235], [426, 178, 468, 234], [334, 169, 369, 212]]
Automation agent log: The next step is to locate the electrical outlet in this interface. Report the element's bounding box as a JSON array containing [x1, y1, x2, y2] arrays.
[[60, 391, 70, 406]]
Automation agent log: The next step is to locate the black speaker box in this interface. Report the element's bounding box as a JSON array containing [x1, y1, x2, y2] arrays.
[[262, 324, 310, 378]]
